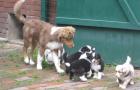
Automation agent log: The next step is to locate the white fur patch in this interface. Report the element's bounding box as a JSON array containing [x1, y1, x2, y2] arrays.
[[52, 52, 64, 73], [79, 75, 87, 81], [46, 41, 63, 50], [50, 26, 62, 35], [37, 51, 43, 70], [91, 64, 101, 72], [21, 0, 25, 2], [79, 53, 87, 59], [29, 59, 35, 65], [24, 56, 29, 64], [65, 63, 71, 67]]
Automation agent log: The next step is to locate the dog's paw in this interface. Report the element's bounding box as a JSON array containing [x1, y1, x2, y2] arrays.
[[119, 84, 126, 89], [57, 69, 65, 74], [79, 75, 87, 82], [130, 81, 134, 85], [29, 59, 35, 65], [24, 57, 29, 64], [37, 64, 42, 70]]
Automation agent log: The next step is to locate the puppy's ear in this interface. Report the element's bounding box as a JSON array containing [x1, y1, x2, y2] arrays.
[[122, 68, 129, 73]]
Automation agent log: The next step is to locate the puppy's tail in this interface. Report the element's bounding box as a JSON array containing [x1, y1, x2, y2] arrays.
[[14, 0, 26, 23], [125, 56, 131, 64]]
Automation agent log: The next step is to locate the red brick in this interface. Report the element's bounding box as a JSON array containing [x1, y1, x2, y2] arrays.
[[0, 13, 7, 18], [0, 1, 4, 6], [0, 0, 41, 38], [0, 22, 6, 28], [0, 18, 7, 23], [0, 7, 5, 12], [3, 2, 15, 8]]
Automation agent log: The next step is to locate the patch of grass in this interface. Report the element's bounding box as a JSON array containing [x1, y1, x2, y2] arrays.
[[33, 48, 53, 69], [15, 79, 34, 86], [16, 64, 20, 67], [42, 60, 54, 69], [7, 51, 23, 62], [15, 76, 40, 87], [79, 87, 90, 90], [105, 64, 116, 68], [18, 71, 27, 76], [0, 70, 18, 78], [47, 88, 59, 90], [0, 42, 5, 48], [31, 74, 40, 79], [134, 77, 140, 81]]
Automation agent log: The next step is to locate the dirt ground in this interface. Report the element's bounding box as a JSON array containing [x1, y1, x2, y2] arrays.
[[0, 42, 140, 90]]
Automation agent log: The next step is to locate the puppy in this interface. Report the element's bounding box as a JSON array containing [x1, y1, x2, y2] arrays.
[[91, 53, 104, 79], [115, 56, 135, 89], [63, 45, 95, 74], [14, 0, 75, 73], [69, 52, 95, 81]]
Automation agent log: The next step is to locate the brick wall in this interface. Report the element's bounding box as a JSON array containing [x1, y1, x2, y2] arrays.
[[0, 0, 41, 38]]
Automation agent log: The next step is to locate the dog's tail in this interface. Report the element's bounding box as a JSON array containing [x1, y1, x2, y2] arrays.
[[125, 56, 131, 64], [14, 0, 26, 23]]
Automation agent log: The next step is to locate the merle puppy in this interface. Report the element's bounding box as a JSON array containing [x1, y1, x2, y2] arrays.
[[91, 53, 104, 79], [63, 45, 95, 74]]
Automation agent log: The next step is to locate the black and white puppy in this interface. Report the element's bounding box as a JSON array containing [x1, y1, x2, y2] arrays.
[[63, 45, 95, 74], [69, 52, 95, 81], [63, 45, 95, 81], [91, 53, 104, 80], [115, 56, 135, 89]]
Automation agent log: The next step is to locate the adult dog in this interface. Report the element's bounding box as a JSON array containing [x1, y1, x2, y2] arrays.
[[14, 0, 75, 73], [115, 56, 135, 89]]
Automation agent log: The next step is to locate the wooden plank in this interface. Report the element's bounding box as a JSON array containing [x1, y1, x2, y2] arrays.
[[118, 0, 138, 24]]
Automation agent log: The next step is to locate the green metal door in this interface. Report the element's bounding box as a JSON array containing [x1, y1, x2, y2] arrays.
[[42, 0, 140, 67]]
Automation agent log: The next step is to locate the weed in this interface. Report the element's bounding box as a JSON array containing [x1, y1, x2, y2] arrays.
[[7, 51, 23, 62], [32, 74, 40, 79], [18, 71, 27, 76], [0, 42, 5, 48]]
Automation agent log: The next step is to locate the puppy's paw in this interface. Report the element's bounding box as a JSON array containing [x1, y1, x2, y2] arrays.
[[119, 84, 126, 89], [97, 72, 103, 80], [37, 64, 42, 70], [130, 81, 134, 85], [29, 59, 35, 65], [57, 69, 65, 74], [79, 75, 87, 82], [93, 74, 98, 79]]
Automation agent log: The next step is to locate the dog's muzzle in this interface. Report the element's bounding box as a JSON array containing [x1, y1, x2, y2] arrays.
[[64, 39, 74, 48]]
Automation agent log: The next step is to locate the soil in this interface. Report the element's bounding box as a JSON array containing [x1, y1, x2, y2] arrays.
[[0, 42, 140, 90]]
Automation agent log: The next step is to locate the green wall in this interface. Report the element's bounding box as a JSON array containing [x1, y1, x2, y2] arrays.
[[42, 0, 140, 67]]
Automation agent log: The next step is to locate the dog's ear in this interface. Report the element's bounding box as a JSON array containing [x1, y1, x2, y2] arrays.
[[66, 26, 76, 33]]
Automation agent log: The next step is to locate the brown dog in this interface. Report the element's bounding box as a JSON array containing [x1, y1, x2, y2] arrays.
[[14, 0, 75, 73]]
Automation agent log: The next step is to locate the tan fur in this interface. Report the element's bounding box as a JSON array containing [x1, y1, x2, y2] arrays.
[[14, 0, 76, 64]]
